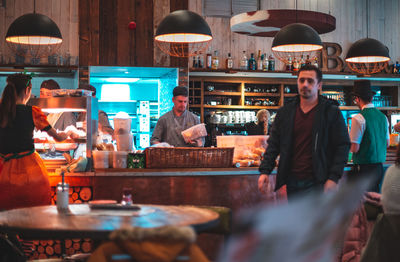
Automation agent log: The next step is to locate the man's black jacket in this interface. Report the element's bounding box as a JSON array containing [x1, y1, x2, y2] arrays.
[[259, 95, 351, 190]]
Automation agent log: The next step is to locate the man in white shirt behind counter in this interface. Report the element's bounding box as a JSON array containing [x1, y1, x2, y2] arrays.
[[349, 80, 389, 192], [150, 86, 204, 147]]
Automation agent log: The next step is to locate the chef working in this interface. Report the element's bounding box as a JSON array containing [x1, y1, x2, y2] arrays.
[[150, 86, 205, 147]]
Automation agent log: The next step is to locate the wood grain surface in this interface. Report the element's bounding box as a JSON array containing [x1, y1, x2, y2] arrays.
[[0, 204, 219, 240]]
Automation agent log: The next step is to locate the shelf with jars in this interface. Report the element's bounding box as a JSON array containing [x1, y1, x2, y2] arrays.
[[188, 70, 400, 123]]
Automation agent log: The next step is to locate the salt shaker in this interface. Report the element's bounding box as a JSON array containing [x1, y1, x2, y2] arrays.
[[121, 187, 133, 206], [56, 170, 69, 212]]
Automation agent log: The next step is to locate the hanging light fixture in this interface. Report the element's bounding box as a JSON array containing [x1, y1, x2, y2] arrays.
[[271, 0, 324, 64], [271, 23, 322, 63], [5, 0, 62, 59], [155, 10, 212, 57], [345, 0, 389, 75]]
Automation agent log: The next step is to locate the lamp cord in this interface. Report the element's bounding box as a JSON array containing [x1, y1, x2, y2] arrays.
[[295, 0, 298, 22], [33, 0, 36, 14], [366, 0, 369, 38]]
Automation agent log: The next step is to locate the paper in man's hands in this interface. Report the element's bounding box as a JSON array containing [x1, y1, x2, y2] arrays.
[[181, 123, 207, 143]]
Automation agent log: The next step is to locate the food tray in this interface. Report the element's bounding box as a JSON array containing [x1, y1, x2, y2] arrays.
[[145, 147, 234, 168]]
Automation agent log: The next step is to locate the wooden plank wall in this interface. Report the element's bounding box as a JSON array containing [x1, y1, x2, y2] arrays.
[[79, 0, 154, 67], [0, 0, 79, 64], [189, 0, 400, 71]]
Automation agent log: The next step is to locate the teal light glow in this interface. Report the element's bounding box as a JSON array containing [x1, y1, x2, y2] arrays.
[[100, 84, 130, 101], [91, 77, 140, 83]]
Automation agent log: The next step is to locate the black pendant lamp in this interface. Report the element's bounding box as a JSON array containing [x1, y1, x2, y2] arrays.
[[345, 0, 389, 75], [155, 10, 212, 57], [6, 8, 62, 58], [271, 23, 323, 64]]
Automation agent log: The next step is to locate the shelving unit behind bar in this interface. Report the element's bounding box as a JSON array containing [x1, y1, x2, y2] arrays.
[[189, 70, 400, 122]]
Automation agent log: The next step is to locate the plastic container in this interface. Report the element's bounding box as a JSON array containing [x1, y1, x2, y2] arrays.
[[113, 151, 128, 168], [92, 150, 110, 168], [114, 112, 132, 135], [115, 134, 133, 151]]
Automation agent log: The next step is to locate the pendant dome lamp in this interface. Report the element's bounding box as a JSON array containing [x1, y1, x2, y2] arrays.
[[345, 0, 389, 75], [271, 22, 323, 64], [155, 10, 212, 57], [5, 1, 62, 59]]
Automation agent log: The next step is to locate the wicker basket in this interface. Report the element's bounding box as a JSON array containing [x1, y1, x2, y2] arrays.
[[145, 147, 234, 168]]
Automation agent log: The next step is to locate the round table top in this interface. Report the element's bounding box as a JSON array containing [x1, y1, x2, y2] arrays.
[[0, 204, 219, 240]]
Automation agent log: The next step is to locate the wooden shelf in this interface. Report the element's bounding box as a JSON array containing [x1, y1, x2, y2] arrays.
[[189, 104, 201, 108], [284, 93, 298, 97], [204, 91, 241, 96], [245, 92, 280, 97]]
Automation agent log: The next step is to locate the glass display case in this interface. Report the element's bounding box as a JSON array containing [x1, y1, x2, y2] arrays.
[[28, 96, 98, 170]]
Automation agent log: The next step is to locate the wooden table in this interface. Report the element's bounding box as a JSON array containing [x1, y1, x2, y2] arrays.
[[0, 204, 219, 240]]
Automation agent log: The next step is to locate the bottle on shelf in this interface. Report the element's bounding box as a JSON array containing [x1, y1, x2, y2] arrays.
[[262, 53, 269, 71], [268, 54, 275, 71], [192, 52, 198, 68], [240, 51, 248, 70], [211, 50, 219, 70], [312, 57, 319, 68], [257, 50, 263, 71], [206, 48, 212, 69], [305, 55, 311, 65], [197, 52, 203, 68], [248, 53, 256, 70], [300, 55, 306, 68], [394, 61, 400, 74], [293, 57, 300, 71], [226, 53, 233, 69], [286, 55, 293, 71]]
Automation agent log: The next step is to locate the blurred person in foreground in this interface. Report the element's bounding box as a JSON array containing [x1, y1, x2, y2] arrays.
[[151, 86, 204, 147], [258, 65, 350, 201], [40, 79, 77, 131], [245, 109, 270, 135], [0, 74, 78, 210], [355, 143, 400, 262], [349, 80, 389, 192]]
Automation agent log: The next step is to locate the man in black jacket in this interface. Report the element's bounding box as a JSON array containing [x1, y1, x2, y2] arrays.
[[258, 65, 350, 200]]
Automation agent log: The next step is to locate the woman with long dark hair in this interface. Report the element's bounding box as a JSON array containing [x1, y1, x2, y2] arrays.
[[0, 74, 77, 210]]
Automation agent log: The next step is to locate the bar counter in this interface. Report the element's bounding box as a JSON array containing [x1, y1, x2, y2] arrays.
[[48, 151, 395, 213], [48, 167, 266, 213]]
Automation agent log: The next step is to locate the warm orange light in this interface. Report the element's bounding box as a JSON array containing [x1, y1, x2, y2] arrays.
[[345, 56, 390, 63], [271, 44, 323, 52], [6, 36, 62, 45], [155, 33, 212, 43]]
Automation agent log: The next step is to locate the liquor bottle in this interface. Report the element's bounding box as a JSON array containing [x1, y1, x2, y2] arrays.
[[268, 54, 275, 71], [240, 51, 248, 70], [262, 53, 269, 71], [192, 52, 198, 68], [312, 57, 319, 68], [226, 53, 233, 69], [206, 48, 212, 69], [197, 52, 203, 68], [293, 57, 300, 71], [300, 55, 306, 68], [305, 55, 311, 65], [257, 50, 263, 71], [248, 53, 256, 70], [211, 50, 219, 70], [286, 55, 293, 71], [393, 62, 399, 74]]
